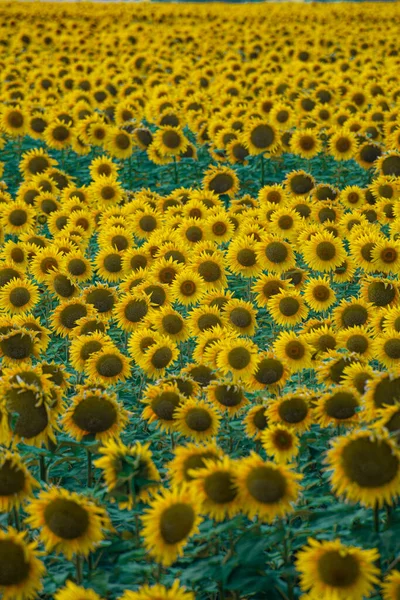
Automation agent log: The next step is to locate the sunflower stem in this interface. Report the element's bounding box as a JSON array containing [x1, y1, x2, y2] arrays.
[[39, 455, 47, 483], [374, 503, 380, 534], [173, 156, 179, 184], [13, 506, 21, 531], [260, 154, 265, 186], [87, 553, 93, 574], [170, 432, 175, 450], [386, 504, 392, 529], [75, 554, 83, 585], [87, 449, 93, 487]]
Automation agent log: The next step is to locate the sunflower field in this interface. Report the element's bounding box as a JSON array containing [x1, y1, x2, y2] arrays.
[[2, 2, 400, 599]]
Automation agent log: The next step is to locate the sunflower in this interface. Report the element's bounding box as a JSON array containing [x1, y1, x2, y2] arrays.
[[243, 404, 268, 440], [25, 487, 110, 559], [268, 290, 308, 327], [94, 439, 160, 508], [202, 165, 239, 197], [121, 250, 150, 277], [302, 231, 347, 272], [204, 210, 234, 244], [371, 239, 400, 273], [141, 485, 202, 566], [341, 362, 375, 395], [261, 425, 299, 464], [1, 201, 35, 236], [62, 386, 128, 442], [151, 306, 189, 342], [267, 393, 313, 432], [15, 315, 51, 354], [45, 271, 78, 300], [167, 442, 222, 487], [141, 381, 185, 432], [131, 208, 161, 240], [243, 119, 279, 155], [137, 334, 179, 378], [0, 527, 45, 600], [189, 456, 239, 521], [2, 241, 28, 270], [269, 207, 302, 241], [30, 247, 63, 283], [193, 251, 227, 290], [328, 128, 358, 160], [119, 581, 194, 600], [302, 276, 336, 312], [86, 347, 131, 386], [223, 298, 257, 336], [170, 269, 206, 306], [203, 380, 246, 416], [127, 327, 163, 364], [382, 570, 400, 600], [235, 453, 302, 522], [0, 327, 40, 365], [114, 292, 152, 332], [82, 284, 117, 322], [173, 399, 220, 442], [364, 372, 400, 419], [273, 331, 312, 373], [250, 352, 289, 392], [333, 257, 357, 283], [105, 127, 133, 159], [326, 429, 400, 507], [153, 126, 188, 157], [19, 147, 56, 179], [0, 278, 39, 315], [187, 305, 224, 337], [54, 581, 103, 600], [360, 276, 398, 308], [0, 450, 39, 511], [333, 297, 372, 330], [95, 247, 126, 282], [1, 105, 26, 137], [90, 176, 123, 209], [255, 236, 295, 274], [376, 151, 400, 178], [50, 299, 93, 338], [89, 155, 119, 180], [216, 337, 258, 383], [315, 386, 361, 428], [251, 274, 288, 308], [356, 142, 383, 169], [316, 349, 361, 387], [69, 332, 111, 372], [337, 326, 374, 360], [373, 329, 400, 369], [285, 170, 315, 197], [44, 119, 73, 150], [296, 538, 379, 600], [291, 128, 321, 159]]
